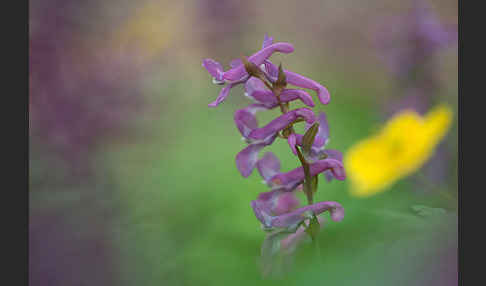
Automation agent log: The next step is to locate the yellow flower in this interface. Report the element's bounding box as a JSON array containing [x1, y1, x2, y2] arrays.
[[344, 105, 453, 197]]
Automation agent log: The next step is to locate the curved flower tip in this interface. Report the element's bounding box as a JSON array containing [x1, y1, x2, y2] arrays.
[[202, 58, 224, 81], [223, 42, 295, 81], [236, 143, 265, 177], [310, 159, 346, 180], [284, 70, 331, 105], [281, 89, 316, 107], [257, 152, 281, 182], [317, 201, 344, 222], [316, 85, 331, 105]]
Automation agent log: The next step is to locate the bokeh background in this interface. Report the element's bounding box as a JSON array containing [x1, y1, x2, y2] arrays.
[[29, 0, 458, 285]]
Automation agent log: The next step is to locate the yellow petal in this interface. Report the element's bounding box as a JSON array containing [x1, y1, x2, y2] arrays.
[[344, 105, 453, 198]]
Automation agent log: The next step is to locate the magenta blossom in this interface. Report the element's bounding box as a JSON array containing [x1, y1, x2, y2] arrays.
[[257, 152, 345, 191], [202, 35, 331, 107], [287, 112, 343, 181], [234, 106, 316, 177], [251, 188, 344, 231]]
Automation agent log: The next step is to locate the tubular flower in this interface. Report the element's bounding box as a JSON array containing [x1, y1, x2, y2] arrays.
[[202, 35, 331, 107], [203, 34, 346, 274], [234, 106, 316, 177], [344, 105, 453, 197], [251, 183, 344, 232], [287, 112, 343, 181]]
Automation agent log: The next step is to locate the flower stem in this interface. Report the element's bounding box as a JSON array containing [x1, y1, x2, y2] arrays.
[[259, 74, 315, 206]]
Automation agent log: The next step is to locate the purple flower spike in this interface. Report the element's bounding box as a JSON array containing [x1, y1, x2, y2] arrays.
[[203, 35, 346, 263], [248, 108, 316, 141], [256, 152, 281, 182], [269, 159, 345, 190], [284, 70, 331, 105], [223, 42, 295, 81]]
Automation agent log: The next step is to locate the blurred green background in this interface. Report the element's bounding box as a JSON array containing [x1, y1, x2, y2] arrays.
[[29, 0, 457, 285]]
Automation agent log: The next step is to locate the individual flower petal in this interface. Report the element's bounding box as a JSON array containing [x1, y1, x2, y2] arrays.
[[269, 201, 344, 228], [252, 197, 344, 229], [235, 143, 266, 178], [284, 70, 330, 105], [280, 89, 315, 107], [229, 58, 243, 68], [256, 152, 281, 182], [202, 58, 224, 81], [223, 42, 295, 81], [234, 106, 259, 138], [248, 108, 316, 141], [323, 149, 343, 161], [322, 150, 343, 182], [287, 134, 298, 156], [244, 77, 267, 97], [208, 75, 249, 107], [269, 159, 345, 190], [264, 60, 279, 79]]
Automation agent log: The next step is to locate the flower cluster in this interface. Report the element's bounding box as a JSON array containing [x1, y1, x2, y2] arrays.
[[202, 34, 346, 272]]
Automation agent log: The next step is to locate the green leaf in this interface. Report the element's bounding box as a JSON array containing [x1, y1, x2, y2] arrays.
[[305, 215, 320, 241], [302, 123, 319, 154]]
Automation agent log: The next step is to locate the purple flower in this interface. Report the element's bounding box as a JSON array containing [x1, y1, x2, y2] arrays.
[[244, 77, 316, 108], [202, 41, 295, 107], [203, 34, 346, 273], [234, 107, 316, 177], [203, 35, 332, 107], [287, 112, 343, 181], [260, 59, 331, 105], [251, 187, 344, 231], [257, 152, 345, 191]]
